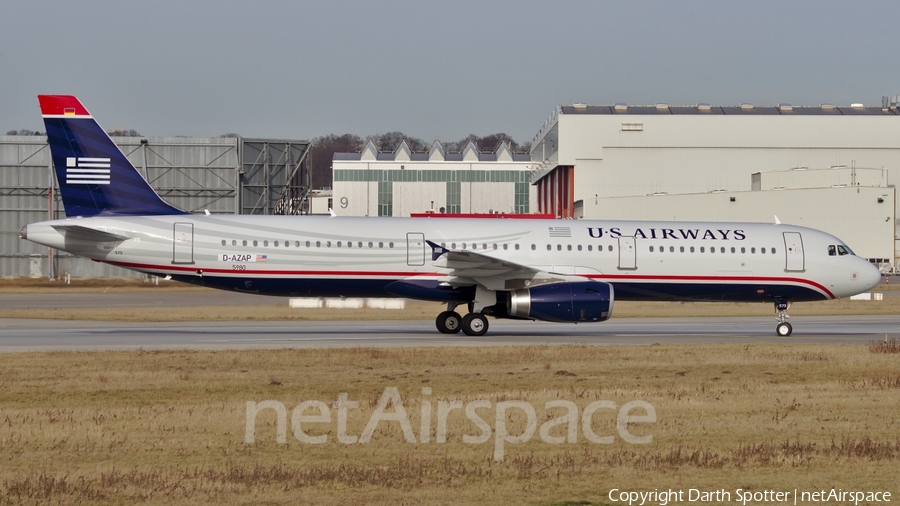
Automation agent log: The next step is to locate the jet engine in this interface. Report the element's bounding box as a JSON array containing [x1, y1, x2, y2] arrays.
[[507, 280, 614, 323]]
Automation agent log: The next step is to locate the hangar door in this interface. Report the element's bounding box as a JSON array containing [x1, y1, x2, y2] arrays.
[[783, 232, 805, 272], [172, 222, 194, 264]]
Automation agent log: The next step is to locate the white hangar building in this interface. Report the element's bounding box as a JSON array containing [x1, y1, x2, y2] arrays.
[[529, 102, 900, 268], [332, 139, 535, 217]]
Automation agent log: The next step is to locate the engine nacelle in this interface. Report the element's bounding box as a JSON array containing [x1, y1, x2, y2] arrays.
[[508, 280, 614, 323]]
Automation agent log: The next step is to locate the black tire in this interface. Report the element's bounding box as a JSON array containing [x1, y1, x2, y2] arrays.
[[461, 313, 489, 336], [435, 311, 462, 334], [776, 322, 792, 337]]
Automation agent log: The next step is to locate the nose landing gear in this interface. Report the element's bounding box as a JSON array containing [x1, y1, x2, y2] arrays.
[[775, 300, 792, 336]]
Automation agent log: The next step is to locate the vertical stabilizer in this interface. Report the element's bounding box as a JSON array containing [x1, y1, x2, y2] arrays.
[[38, 95, 186, 217]]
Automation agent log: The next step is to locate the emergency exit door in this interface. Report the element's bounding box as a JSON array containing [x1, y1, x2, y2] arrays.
[[407, 232, 425, 266]]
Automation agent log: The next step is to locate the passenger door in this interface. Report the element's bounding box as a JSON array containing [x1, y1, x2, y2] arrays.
[[783, 232, 805, 272], [172, 222, 194, 264], [618, 236, 637, 270]]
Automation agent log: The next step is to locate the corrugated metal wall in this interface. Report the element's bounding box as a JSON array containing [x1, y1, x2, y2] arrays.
[[0, 137, 54, 277], [1, 135, 241, 278], [240, 139, 310, 215], [117, 137, 240, 214]]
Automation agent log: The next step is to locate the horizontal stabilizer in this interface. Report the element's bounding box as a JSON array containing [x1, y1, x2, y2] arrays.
[[51, 224, 130, 242]]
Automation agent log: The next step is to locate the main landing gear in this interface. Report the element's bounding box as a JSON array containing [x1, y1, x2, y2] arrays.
[[435, 302, 489, 336], [774, 300, 792, 336]]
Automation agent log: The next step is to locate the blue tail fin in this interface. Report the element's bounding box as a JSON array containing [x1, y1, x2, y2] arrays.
[[39, 95, 186, 217]]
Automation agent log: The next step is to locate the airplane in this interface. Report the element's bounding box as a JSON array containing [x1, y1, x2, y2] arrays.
[[21, 95, 883, 337]]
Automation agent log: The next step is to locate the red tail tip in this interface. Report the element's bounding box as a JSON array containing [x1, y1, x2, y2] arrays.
[[38, 95, 90, 116]]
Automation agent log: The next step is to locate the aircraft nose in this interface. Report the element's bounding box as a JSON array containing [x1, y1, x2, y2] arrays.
[[859, 260, 883, 291]]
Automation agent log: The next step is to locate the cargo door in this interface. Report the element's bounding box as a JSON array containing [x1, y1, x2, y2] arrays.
[[407, 232, 425, 266], [618, 236, 636, 270], [783, 232, 805, 272], [172, 222, 194, 264]]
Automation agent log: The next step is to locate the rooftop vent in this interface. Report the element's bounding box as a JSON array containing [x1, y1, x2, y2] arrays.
[[655, 103, 669, 110], [614, 103, 628, 112], [740, 103, 754, 110], [778, 103, 793, 112], [820, 103, 836, 110], [573, 103, 587, 109], [697, 103, 712, 111], [850, 103, 864, 108]]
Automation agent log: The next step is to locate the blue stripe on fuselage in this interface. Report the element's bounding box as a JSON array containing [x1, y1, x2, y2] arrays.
[[167, 274, 827, 303]]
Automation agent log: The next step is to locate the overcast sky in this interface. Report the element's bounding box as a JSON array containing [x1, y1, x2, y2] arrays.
[[3, 0, 898, 145]]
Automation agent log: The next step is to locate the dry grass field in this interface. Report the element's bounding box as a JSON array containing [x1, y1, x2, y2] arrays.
[[1, 344, 898, 505], [1, 279, 898, 503]]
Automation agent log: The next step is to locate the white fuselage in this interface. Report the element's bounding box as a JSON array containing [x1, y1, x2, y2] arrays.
[[23, 215, 882, 302]]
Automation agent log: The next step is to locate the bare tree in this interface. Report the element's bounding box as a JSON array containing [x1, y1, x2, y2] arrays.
[[5, 129, 43, 136], [309, 133, 365, 189], [106, 129, 141, 137], [447, 133, 525, 153], [369, 132, 426, 152]]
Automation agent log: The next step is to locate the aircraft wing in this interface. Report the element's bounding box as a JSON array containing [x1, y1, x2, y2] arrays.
[[51, 224, 130, 242], [426, 240, 585, 290]]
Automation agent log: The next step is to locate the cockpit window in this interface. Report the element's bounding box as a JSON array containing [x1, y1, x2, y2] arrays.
[[836, 245, 853, 256], [828, 245, 836, 256]]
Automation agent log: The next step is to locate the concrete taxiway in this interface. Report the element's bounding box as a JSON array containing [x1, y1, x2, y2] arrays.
[[0, 289, 273, 310], [0, 316, 897, 352]]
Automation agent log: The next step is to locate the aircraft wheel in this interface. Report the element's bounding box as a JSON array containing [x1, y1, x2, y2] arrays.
[[461, 313, 489, 337], [435, 311, 462, 334], [776, 322, 792, 337]]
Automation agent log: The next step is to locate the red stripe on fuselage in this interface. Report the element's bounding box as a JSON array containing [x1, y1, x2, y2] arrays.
[[104, 260, 835, 299], [105, 260, 442, 278], [583, 273, 834, 299]]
